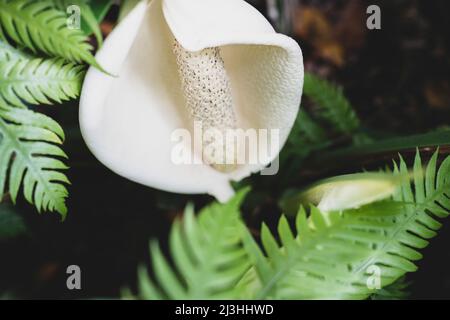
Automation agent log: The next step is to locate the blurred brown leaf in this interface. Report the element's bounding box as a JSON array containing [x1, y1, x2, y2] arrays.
[[37, 262, 60, 282], [294, 1, 366, 67], [425, 81, 450, 109]]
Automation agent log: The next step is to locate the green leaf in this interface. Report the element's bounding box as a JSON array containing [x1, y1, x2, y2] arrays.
[[126, 152, 449, 300], [284, 109, 330, 156], [52, 0, 107, 46], [0, 39, 31, 62], [321, 130, 450, 161], [0, 57, 85, 108], [278, 73, 364, 184], [276, 109, 332, 187], [303, 72, 361, 135], [244, 151, 450, 299], [88, 0, 114, 23], [370, 276, 410, 300], [0, 105, 69, 218], [135, 189, 251, 300], [0, 0, 104, 71]]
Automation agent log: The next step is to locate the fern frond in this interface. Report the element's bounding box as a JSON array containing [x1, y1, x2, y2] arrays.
[[278, 109, 331, 184], [303, 72, 360, 134], [51, 0, 103, 46], [0, 38, 31, 62], [370, 276, 410, 300], [0, 105, 69, 218], [280, 73, 364, 177], [286, 109, 329, 155], [0, 0, 103, 70], [243, 150, 450, 299], [0, 57, 85, 108], [137, 190, 251, 300]]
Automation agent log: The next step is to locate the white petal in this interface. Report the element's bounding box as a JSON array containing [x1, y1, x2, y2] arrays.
[[79, 0, 303, 201], [162, 0, 276, 51], [80, 0, 233, 201], [302, 173, 403, 212]]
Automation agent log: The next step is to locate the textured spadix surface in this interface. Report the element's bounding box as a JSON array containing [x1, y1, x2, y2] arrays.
[[79, 0, 304, 201]]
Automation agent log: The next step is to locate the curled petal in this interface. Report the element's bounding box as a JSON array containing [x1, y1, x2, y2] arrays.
[[79, 0, 303, 201]]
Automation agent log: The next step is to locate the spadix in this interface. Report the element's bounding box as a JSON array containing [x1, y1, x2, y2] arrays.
[[79, 0, 304, 201], [173, 39, 238, 172]]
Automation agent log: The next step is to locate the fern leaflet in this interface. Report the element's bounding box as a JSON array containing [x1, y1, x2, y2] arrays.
[[0, 38, 30, 62], [137, 190, 251, 300], [0, 104, 69, 218], [0, 0, 103, 70], [303, 72, 361, 135], [242, 151, 449, 299], [52, 0, 103, 46], [0, 57, 85, 108]]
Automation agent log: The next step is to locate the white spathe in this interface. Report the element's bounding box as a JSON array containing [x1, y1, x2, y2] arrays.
[[79, 0, 304, 202]]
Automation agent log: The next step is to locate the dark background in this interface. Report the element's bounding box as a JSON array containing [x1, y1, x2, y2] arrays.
[[0, 0, 450, 299]]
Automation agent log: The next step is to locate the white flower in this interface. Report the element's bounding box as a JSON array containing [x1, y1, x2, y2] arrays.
[[79, 0, 304, 201]]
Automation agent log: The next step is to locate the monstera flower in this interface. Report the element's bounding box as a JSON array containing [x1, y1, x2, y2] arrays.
[[79, 0, 304, 201]]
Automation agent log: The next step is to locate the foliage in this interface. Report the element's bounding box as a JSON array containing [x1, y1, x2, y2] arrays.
[[319, 130, 450, 163], [283, 109, 330, 159], [51, 0, 105, 45], [303, 72, 360, 135], [244, 151, 448, 299], [0, 0, 448, 301], [135, 151, 450, 300], [136, 189, 251, 299], [0, 0, 95, 217], [0, 58, 85, 108], [0, 37, 30, 62], [370, 277, 410, 300], [0, 58, 83, 217], [0, 0, 104, 71], [278, 73, 365, 182], [0, 105, 69, 217]]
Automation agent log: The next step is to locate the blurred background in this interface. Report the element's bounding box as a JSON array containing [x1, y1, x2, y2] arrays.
[[1, 0, 450, 299]]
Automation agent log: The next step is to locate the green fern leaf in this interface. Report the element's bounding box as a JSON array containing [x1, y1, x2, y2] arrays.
[[130, 151, 449, 300], [370, 276, 410, 300], [279, 73, 365, 181], [243, 150, 450, 299], [285, 109, 330, 157], [0, 105, 69, 218], [277, 109, 331, 186], [303, 72, 360, 134], [51, 0, 103, 46], [0, 38, 31, 62], [0, 24, 31, 61], [136, 189, 251, 300], [0, 57, 85, 108], [0, 0, 103, 70]]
